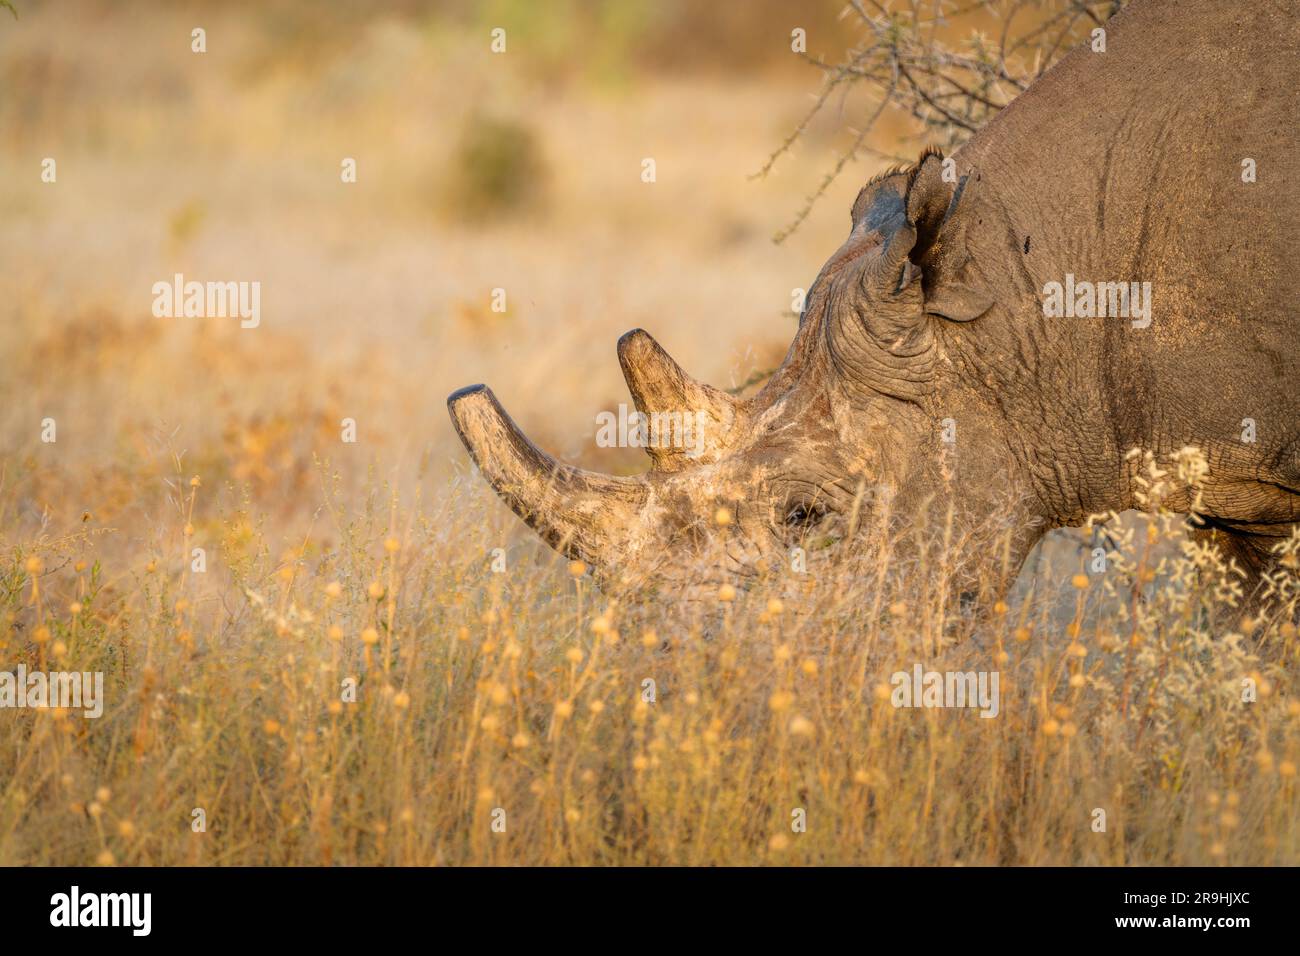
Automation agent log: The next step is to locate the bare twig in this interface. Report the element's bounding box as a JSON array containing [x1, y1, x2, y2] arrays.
[[767, 0, 1125, 241]]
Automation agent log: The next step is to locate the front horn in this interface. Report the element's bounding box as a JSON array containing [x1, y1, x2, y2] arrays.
[[447, 384, 647, 564]]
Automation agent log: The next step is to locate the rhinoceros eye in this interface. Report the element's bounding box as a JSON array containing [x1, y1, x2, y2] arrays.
[[784, 502, 826, 529]]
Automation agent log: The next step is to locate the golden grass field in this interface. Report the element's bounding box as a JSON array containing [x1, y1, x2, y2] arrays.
[[2, 1, 1298, 866]]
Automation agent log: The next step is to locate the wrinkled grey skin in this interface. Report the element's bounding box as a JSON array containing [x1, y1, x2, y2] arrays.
[[449, 0, 1300, 604]]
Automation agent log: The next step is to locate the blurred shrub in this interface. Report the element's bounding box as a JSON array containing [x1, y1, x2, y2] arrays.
[[443, 112, 547, 223], [168, 198, 208, 252]]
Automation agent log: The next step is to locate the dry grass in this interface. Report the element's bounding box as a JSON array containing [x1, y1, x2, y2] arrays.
[[2, 2, 1298, 867], [3, 433, 1299, 865]]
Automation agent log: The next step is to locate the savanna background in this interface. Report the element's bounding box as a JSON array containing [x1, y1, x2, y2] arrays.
[[2, 0, 1297, 866]]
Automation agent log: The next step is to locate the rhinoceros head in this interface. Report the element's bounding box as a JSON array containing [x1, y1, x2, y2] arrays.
[[448, 150, 1003, 598]]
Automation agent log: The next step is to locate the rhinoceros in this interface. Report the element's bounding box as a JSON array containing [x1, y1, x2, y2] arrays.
[[448, 0, 1299, 604]]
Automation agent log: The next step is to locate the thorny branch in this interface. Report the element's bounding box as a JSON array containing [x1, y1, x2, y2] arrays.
[[760, 0, 1125, 243]]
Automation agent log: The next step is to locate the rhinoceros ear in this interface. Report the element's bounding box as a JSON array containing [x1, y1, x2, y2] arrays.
[[825, 149, 994, 402], [905, 151, 993, 323]]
